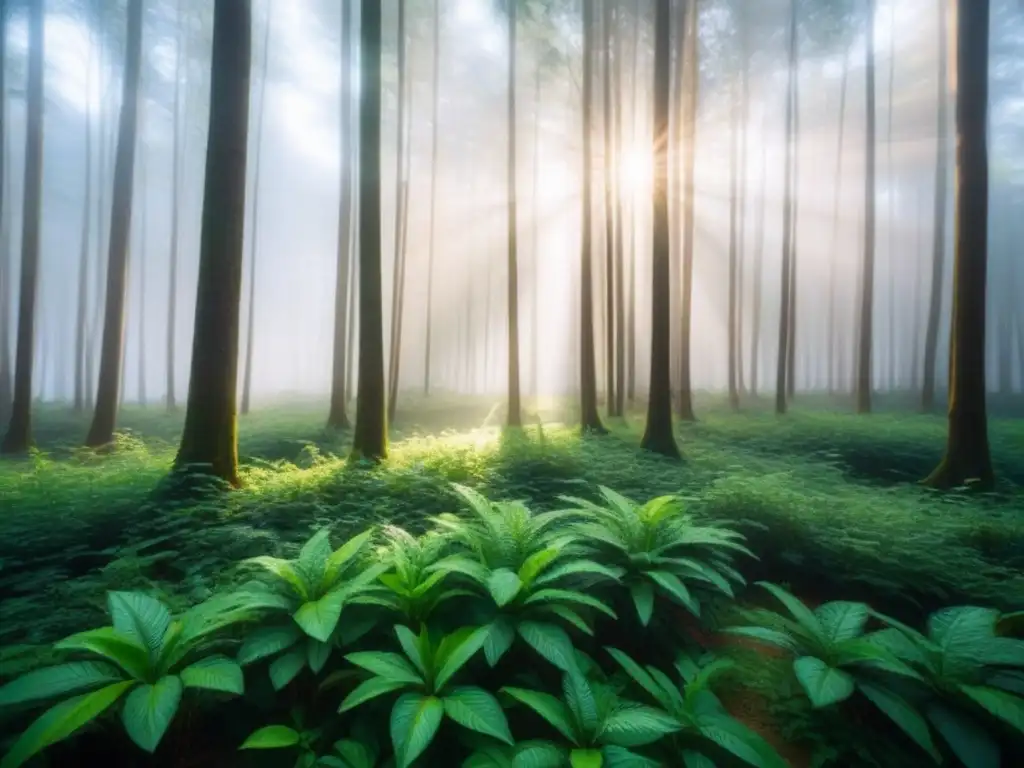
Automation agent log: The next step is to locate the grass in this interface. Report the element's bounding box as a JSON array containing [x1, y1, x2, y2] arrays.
[[1, 393, 1023, 686]]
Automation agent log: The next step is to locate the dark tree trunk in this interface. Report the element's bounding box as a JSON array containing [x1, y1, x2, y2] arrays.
[[924, 0, 993, 490], [0, 0, 11, 424], [750, 110, 767, 398], [505, 0, 522, 428], [775, 0, 797, 415], [727, 76, 740, 410], [785, 24, 801, 402], [531, 64, 541, 400], [173, 0, 252, 484], [828, 49, 850, 395], [578, 0, 605, 434], [736, 4, 749, 397], [885, 2, 896, 393], [241, 6, 272, 417], [612, 3, 626, 419], [676, 0, 697, 422], [921, 0, 949, 413], [855, 0, 877, 415], [423, 0, 441, 397], [137, 147, 147, 406], [641, 0, 679, 459], [1, 0, 44, 454], [351, 0, 388, 461], [75, 22, 94, 412], [387, 0, 409, 424], [167, 0, 184, 411], [626, 2, 640, 404], [602, 0, 615, 417], [328, 0, 354, 429]]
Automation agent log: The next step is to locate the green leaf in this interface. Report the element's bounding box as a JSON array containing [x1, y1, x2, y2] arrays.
[[600, 704, 680, 747], [485, 617, 517, 667], [696, 715, 789, 768], [960, 684, 1024, 736], [294, 589, 347, 643], [570, 750, 602, 768], [239, 725, 302, 749], [238, 624, 302, 665], [435, 626, 490, 691], [323, 529, 375, 588], [443, 686, 514, 744], [390, 693, 444, 768], [630, 583, 654, 627], [518, 621, 578, 673], [0, 662, 124, 708], [333, 738, 379, 768], [339, 676, 409, 713], [563, 672, 599, 733], [512, 741, 565, 767], [757, 582, 821, 637], [0, 681, 134, 768], [858, 682, 940, 761], [602, 745, 663, 767], [411, 569, 450, 598], [395, 625, 429, 679], [518, 548, 563, 587], [793, 657, 855, 708], [488, 569, 524, 607], [298, 529, 333, 580], [107, 592, 172, 659], [502, 686, 577, 743], [533, 559, 622, 587], [269, 647, 306, 691], [525, 589, 617, 619], [604, 648, 670, 709], [179, 656, 244, 695], [54, 627, 151, 680], [245, 556, 311, 600], [307, 638, 333, 675], [815, 601, 869, 643], [927, 703, 1001, 768], [121, 675, 183, 753], [345, 652, 423, 685], [543, 605, 595, 636], [649, 572, 700, 616]]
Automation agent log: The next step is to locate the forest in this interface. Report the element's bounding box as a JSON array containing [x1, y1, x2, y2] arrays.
[[0, 0, 1022, 765]]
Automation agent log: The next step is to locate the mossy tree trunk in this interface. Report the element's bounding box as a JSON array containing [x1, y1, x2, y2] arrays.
[[1, 0, 45, 455], [924, 0, 994, 491], [641, 0, 679, 460], [351, 0, 388, 462], [855, 0, 877, 415], [173, 0, 252, 485]]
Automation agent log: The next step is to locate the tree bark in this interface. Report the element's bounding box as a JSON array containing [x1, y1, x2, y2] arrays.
[[351, 0, 388, 461], [387, 0, 409, 424], [423, 0, 441, 397], [641, 0, 679, 459], [775, 0, 797, 415], [924, 0, 993, 490], [676, 0, 697, 422], [727, 74, 740, 409], [0, 0, 12, 424], [785, 19, 801, 402], [1, 0, 44, 454], [855, 0, 877, 415], [602, 0, 616, 417], [750, 109, 767, 398], [885, 0, 897, 393], [612, 2, 626, 419], [505, 0, 522, 428], [74, 16, 94, 412], [166, 0, 185, 411], [828, 49, 850, 395], [137, 145, 148, 406], [531, 63, 541, 400], [173, 0, 252, 484], [626, 2, 640, 404]]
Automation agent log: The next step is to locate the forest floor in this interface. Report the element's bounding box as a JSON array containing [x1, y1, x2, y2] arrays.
[[1, 392, 1023, 682]]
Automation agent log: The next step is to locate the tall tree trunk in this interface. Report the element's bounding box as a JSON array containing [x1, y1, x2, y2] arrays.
[[579, 0, 605, 434], [641, 0, 679, 459], [602, 0, 615, 417], [74, 21, 94, 412], [750, 110, 767, 398], [785, 22, 800, 402], [855, 0, 877, 415], [351, 0, 388, 461], [911, 187, 924, 391], [531, 64, 541, 400], [85, 0, 144, 447], [828, 49, 850, 395], [1, 0, 44, 454], [612, 3, 626, 419], [921, 0, 949, 413], [677, 0, 698, 422], [173, 0, 252, 484], [137, 146, 147, 406], [924, 0, 993, 489], [727, 76, 740, 409], [241, 4, 272, 417], [886, 1, 896, 393], [736, 3, 749, 397], [775, 0, 797, 415], [423, 0, 441, 397], [626, 1, 640, 404], [345, 245, 358, 399], [0, 0, 12, 424], [505, 0, 522, 427], [387, 0, 409, 423], [167, 0, 184, 410], [328, 0, 354, 429]]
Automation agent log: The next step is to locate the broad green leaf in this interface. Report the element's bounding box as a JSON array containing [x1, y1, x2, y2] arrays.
[[757, 582, 821, 637], [543, 605, 594, 636], [720, 626, 799, 653], [534, 560, 622, 587], [294, 589, 347, 642], [988, 671, 1024, 696], [333, 738, 378, 768], [605, 649, 670, 709], [960, 684, 1024, 736], [245, 556, 310, 600], [298, 529, 333, 580], [975, 637, 1024, 667], [858, 682, 939, 761], [658, 557, 735, 597], [525, 589, 617, 619], [600, 704, 680, 747], [502, 687, 577, 743], [238, 624, 302, 666], [443, 686, 514, 744], [345, 652, 423, 685], [602, 745, 663, 767], [0, 681, 134, 768], [929, 607, 999, 674], [696, 715, 789, 768], [649, 572, 700, 616], [390, 693, 444, 768], [323, 529, 376, 588], [435, 626, 490, 691], [570, 749, 602, 768], [518, 621, 578, 673], [512, 741, 566, 767], [411, 569, 450, 599], [488, 569, 524, 607], [107, 592, 172, 659], [485, 617, 517, 667], [269, 647, 307, 691], [429, 555, 491, 586], [307, 638, 333, 675], [681, 752, 717, 768], [793, 657, 855, 708], [239, 725, 302, 749], [54, 627, 150, 680], [518, 548, 563, 587], [926, 703, 1001, 768], [815, 601, 869, 643], [339, 676, 409, 712], [563, 672, 599, 734], [630, 583, 654, 627], [0, 662, 124, 707], [179, 656, 243, 695], [395, 625, 429, 679], [121, 675, 183, 753]]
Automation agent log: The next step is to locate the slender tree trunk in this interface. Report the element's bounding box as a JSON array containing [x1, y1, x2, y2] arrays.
[[531, 63, 541, 400], [351, 0, 388, 461], [387, 0, 409, 423], [137, 146, 147, 406], [174, 0, 252, 484], [85, 0, 144, 447], [911, 187, 924, 391], [167, 0, 184, 411], [626, 2, 640, 405], [727, 75, 740, 409], [613, 4, 626, 419], [505, 0, 522, 427], [736, 4, 749, 397], [785, 24, 800, 402], [828, 50, 850, 395], [1, 0, 44, 454], [855, 0, 877, 415], [579, 0, 605, 434], [602, 0, 616, 417], [750, 110, 767, 398], [345, 245, 358, 400], [0, 0, 11, 424], [423, 0, 441, 397], [329, 0, 354, 429], [241, 5, 272, 417], [924, 0, 993, 489], [677, 0, 698, 422], [775, 0, 797, 415], [886, 1, 896, 393], [74, 23, 94, 412], [641, 0, 679, 459]]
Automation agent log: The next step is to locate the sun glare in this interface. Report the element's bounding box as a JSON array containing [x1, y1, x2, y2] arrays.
[[619, 145, 654, 194]]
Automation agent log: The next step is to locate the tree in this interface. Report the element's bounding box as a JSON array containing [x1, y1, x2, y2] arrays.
[[578, 0, 605, 434], [423, 0, 441, 397], [749, 110, 767, 398], [74, 10, 95, 413], [505, 0, 522, 428], [167, 0, 185, 411], [173, 0, 252, 485], [137, 144, 148, 407], [85, 0, 145, 448], [924, 0, 994, 490], [677, 0, 698, 423], [854, 0, 877, 415], [640, 0, 679, 460], [1, 0, 45, 454], [0, 0, 10, 425], [328, 0, 355, 429], [241, 2, 273, 417], [727, 70, 740, 409], [612, 2, 626, 419], [827, 48, 850, 395], [351, 0, 388, 462], [921, 0, 950, 413], [602, 0, 615, 418], [775, 0, 797, 416]]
